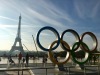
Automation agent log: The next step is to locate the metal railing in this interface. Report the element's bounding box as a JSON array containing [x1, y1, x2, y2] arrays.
[[84, 65, 100, 75], [29, 65, 99, 75], [0, 68, 30, 75], [0, 65, 100, 75]]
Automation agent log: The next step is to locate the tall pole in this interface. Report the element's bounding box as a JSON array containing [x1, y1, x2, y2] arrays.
[[32, 35, 39, 59]]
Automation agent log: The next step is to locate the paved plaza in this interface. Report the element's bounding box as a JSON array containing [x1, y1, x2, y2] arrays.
[[0, 57, 100, 75]]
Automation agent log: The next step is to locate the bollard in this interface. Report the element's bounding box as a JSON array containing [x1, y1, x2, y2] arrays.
[[22, 69, 23, 75], [97, 66, 99, 75], [18, 69, 19, 75], [68, 67, 70, 75], [84, 67, 86, 75], [46, 68, 47, 75]]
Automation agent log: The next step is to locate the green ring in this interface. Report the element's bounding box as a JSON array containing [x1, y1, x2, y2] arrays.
[[71, 42, 90, 64]]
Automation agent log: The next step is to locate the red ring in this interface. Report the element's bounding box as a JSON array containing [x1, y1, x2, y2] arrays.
[[80, 32, 98, 52]]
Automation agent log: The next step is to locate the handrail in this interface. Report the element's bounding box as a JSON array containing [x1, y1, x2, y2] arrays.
[[0, 68, 29, 71], [84, 65, 100, 75], [0, 68, 30, 75], [29, 65, 100, 75], [0, 65, 99, 75]]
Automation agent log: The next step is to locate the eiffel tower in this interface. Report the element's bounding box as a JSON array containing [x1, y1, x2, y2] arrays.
[[9, 15, 25, 55]]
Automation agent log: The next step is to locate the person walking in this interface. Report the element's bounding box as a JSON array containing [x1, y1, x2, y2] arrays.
[[53, 54, 67, 71], [26, 53, 29, 66], [18, 52, 22, 65], [93, 55, 96, 65], [42, 55, 47, 67]]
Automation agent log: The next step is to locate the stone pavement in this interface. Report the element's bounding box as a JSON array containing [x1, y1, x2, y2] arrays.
[[0, 63, 100, 75], [0, 57, 100, 75], [27, 63, 100, 75]]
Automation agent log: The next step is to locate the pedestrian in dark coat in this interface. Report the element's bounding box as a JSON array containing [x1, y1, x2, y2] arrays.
[[26, 53, 29, 66]]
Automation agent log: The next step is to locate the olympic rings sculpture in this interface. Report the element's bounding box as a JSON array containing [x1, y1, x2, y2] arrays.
[[36, 26, 98, 65]]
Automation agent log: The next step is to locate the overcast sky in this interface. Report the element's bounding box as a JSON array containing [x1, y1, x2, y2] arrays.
[[0, 0, 100, 52]]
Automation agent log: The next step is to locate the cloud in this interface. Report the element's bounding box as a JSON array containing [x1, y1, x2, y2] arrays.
[[40, 0, 74, 23], [92, 1, 100, 17], [0, 16, 17, 22], [74, 2, 84, 18], [0, 0, 74, 29], [74, 0, 100, 19], [26, 7, 65, 27], [0, 24, 40, 28]]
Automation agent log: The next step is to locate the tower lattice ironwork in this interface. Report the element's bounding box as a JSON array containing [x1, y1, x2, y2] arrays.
[[9, 15, 25, 55]]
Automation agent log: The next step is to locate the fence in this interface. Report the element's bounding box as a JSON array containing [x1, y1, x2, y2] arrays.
[[0, 65, 100, 75]]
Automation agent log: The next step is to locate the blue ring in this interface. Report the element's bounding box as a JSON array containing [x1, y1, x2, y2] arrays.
[[36, 26, 60, 51]]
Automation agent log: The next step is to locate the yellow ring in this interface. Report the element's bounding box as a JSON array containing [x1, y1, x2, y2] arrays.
[[49, 40, 70, 65]]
